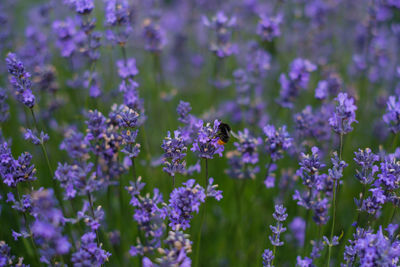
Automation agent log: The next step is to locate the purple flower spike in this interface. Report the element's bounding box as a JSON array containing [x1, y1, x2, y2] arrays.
[[329, 92, 357, 135], [5, 53, 35, 108], [167, 179, 206, 230], [191, 120, 225, 159], [117, 58, 138, 79]]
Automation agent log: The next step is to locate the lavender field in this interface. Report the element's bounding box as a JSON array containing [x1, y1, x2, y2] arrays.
[[1, 0, 400, 266]]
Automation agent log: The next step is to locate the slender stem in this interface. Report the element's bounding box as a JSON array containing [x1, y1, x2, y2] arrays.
[[271, 245, 277, 266], [30, 109, 53, 173], [303, 208, 310, 255], [327, 180, 337, 267], [87, 192, 101, 245], [132, 158, 137, 180], [327, 133, 343, 267], [194, 158, 208, 267], [339, 133, 344, 160], [16, 186, 41, 265], [388, 206, 397, 225], [120, 45, 128, 64], [354, 184, 367, 227], [30, 108, 67, 218]]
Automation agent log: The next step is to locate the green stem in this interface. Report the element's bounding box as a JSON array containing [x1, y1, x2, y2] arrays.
[[30, 108, 67, 217], [194, 158, 208, 267], [271, 245, 277, 266], [303, 208, 310, 255], [327, 133, 343, 267], [87, 192, 101, 245], [16, 186, 41, 265], [30, 109, 53, 174], [326, 180, 337, 267]]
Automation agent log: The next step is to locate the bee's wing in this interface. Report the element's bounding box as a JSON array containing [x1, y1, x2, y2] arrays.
[[230, 131, 240, 139]]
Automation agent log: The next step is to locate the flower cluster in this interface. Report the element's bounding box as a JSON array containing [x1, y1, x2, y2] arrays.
[[383, 95, 400, 134], [263, 124, 292, 161], [257, 14, 282, 42], [191, 120, 225, 159], [344, 226, 400, 266], [278, 58, 317, 108], [226, 128, 262, 180], [0, 142, 36, 187], [142, 229, 192, 266], [167, 179, 206, 230], [161, 130, 187, 177], [126, 177, 165, 256], [269, 204, 288, 247], [30, 189, 71, 264], [203, 11, 237, 58], [5, 53, 35, 108], [72, 232, 111, 266], [329, 92, 358, 135]]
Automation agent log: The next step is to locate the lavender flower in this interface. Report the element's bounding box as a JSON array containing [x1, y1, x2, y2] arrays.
[[297, 147, 326, 189], [263, 124, 293, 161], [103, 0, 133, 45], [226, 129, 262, 180], [24, 129, 49, 146], [54, 162, 100, 199], [278, 59, 317, 108], [378, 155, 400, 188], [142, 17, 166, 52], [142, 229, 192, 266], [177, 101, 192, 124], [0, 88, 9, 123], [257, 15, 282, 42], [347, 227, 400, 266], [31, 189, 71, 264], [161, 130, 187, 177], [167, 179, 206, 230], [203, 11, 237, 58], [0, 142, 36, 187], [328, 152, 347, 181], [60, 129, 89, 160], [315, 80, 328, 100], [262, 249, 274, 267], [0, 241, 26, 266], [329, 92, 358, 135], [116, 58, 138, 79], [354, 148, 379, 185], [6, 192, 32, 214], [126, 177, 165, 256], [75, 0, 94, 15], [269, 204, 288, 247], [52, 18, 81, 58], [296, 256, 313, 267], [191, 120, 224, 159], [383, 95, 400, 133], [77, 201, 104, 231], [72, 232, 110, 266], [290, 217, 306, 247], [5, 53, 35, 108]]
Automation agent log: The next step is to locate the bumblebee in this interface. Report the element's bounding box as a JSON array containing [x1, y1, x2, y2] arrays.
[[217, 122, 231, 145]]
